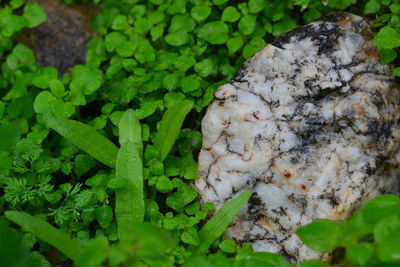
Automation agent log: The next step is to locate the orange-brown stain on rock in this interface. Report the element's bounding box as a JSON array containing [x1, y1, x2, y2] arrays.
[[283, 168, 294, 179], [352, 103, 368, 115]]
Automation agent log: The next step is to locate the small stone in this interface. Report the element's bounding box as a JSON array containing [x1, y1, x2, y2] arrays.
[[195, 12, 400, 264], [19, 0, 98, 74]]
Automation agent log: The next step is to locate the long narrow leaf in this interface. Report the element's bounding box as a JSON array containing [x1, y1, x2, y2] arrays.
[[154, 100, 193, 161], [5, 211, 84, 262], [198, 190, 252, 251], [44, 116, 118, 168], [115, 142, 145, 241], [118, 109, 142, 156]]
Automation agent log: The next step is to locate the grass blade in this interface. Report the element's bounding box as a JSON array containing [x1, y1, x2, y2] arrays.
[[154, 100, 193, 161], [44, 116, 118, 168], [5, 211, 84, 262], [198, 190, 252, 251], [118, 109, 142, 156], [115, 142, 145, 241]]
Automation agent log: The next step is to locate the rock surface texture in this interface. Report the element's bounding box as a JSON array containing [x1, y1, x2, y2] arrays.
[[195, 13, 400, 263]]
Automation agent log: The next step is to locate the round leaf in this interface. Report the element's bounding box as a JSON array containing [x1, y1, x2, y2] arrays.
[[165, 32, 190, 46], [197, 21, 229, 45], [222, 7, 241, 22]]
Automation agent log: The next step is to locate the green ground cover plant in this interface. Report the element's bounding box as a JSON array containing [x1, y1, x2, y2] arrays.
[[1, 0, 400, 266]]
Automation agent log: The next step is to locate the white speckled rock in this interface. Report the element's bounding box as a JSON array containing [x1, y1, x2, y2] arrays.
[[195, 12, 400, 263]]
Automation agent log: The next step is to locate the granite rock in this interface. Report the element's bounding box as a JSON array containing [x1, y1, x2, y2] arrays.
[[195, 12, 400, 263]]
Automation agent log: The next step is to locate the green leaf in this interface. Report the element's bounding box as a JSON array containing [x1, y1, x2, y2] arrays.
[[296, 220, 345, 252], [345, 243, 374, 266], [195, 59, 214, 77], [105, 32, 126, 52], [34, 91, 73, 119], [163, 73, 180, 90], [198, 190, 252, 251], [118, 109, 142, 156], [34, 91, 54, 114], [181, 76, 200, 93], [167, 0, 187, 14], [181, 228, 200, 245], [43, 116, 118, 168], [149, 161, 164, 175], [119, 222, 178, 261], [344, 211, 373, 241], [107, 177, 128, 189], [115, 143, 145, 240], [327, 0, 354, 9], [74, 154, 95, 177], [299, 260, 329, 267], [95, 205, 113, 228], [169, 14, 196, 33], [272, 19, 297, 37], [23, 2, 47, 28], [135, 99, 161, 119], [0, 122, 22, 150], [7, 44, 36, 70], [242, 37, 266, 59], [222, 7, 241, 22], [364, 0, 380, 14], [197, 21, 229, 45], [151, 24, 165, 41], [156, 176, 173, 193], [134, 18, 152, 35], [219, 240, 237, 253], [237, 252, 292, 267], [0, 11, 26, 37], [52, 99, 75, 119], [213, 0, 229, 5], [174, 55, 196, 72], [374, 26, 400, 49], [374, 216, 400, 262], [239, 15, 257, 35], [5, 211, 83, 262], [0, 101, 4, 119], [0, 151, 12, 178], [112, 15, 129, 30], [390, 3, 400, 13], [227, 37, 244, 54], [166, 181, 197, 212], [380, 48, 397, 64], [50, 79, 66, 98], [394, 67, 400, 77], [359, 194, 400, 225], [70, 65, 103, 95], [85, 37, 107, 69], [182, 256, 213, 267], [154, 100, 193, 161], [10, 0, 24, 9], [249, 0, 266, 13], [191, 6, 211, 21], [164, 92, 185, 108], [76, 237, 109, 267], [148, 11, 165, 24], [32, 67, 58, 89], [165, 32, 190, 46], [116, 40, 137, 58]]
